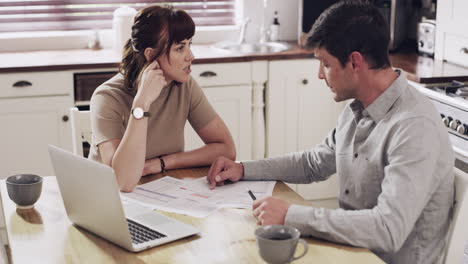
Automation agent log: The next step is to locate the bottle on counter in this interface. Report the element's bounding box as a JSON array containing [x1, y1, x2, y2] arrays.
[[270, 11, 280, 42]]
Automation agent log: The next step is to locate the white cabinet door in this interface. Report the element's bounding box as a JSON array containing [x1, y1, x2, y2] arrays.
[[184, 85, 252, 161], [435, 0, 468, 64], [266, 59, 345, 200], [0, 96, 72, 178]]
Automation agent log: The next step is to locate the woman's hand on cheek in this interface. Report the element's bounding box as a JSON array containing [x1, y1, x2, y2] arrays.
[[135, 60, 167, 108]]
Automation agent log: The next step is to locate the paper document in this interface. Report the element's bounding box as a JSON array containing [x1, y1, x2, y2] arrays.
[[121, 176, 276, 218]]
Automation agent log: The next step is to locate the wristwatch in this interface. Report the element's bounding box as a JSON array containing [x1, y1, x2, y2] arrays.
[[131, 107, 150, 120]]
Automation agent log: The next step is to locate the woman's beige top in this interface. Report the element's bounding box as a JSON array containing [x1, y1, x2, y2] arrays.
[[89, 73, 217, 162]]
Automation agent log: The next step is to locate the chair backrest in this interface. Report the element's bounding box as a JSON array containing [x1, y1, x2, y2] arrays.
[[70, 107, 91, 157], [444, 167, 468, 264]]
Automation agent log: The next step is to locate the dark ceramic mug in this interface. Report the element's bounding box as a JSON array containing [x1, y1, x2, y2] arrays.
[[6, 174, 43, 209], [255, 225, 308, 264]]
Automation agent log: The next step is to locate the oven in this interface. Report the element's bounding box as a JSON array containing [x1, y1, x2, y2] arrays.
[[73, 71, 117, 156], [74, 71, 118, 111], [411, 79, 468, 263], [409, 80, 468, 171]]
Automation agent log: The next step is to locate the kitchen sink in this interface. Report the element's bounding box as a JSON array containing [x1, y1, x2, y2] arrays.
[[212, 41, 291, 54]]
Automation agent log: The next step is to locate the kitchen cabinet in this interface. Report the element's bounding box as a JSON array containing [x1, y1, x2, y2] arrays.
[[184, 85, 252, 160], [435, 0, 468, 67], [185, 62, 254, 160], [266, 59, 345, 200], [0, 71, 73, 178], [0, 96, 73, 178]]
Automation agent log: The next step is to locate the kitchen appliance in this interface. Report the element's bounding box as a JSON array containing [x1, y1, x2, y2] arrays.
[[418, 18, 436, 56], [298, 0, 338, 46], [374, 0, 413, 51], [409, 80, 468, 164], [74, 71, 117, 111], [410, 79, 468, 264], [299, 0, 413, 50]]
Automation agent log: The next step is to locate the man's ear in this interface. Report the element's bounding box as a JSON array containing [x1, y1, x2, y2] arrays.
[[144, 47, 155, 62], [349, 51, 364, 70]]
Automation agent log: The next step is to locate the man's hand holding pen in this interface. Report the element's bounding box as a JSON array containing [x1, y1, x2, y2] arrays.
[[252, 196, 291, 226], [207, 156, 291, 225]]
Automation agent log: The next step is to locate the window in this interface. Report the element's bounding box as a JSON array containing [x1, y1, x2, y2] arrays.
[[0, 0, 236, 33]]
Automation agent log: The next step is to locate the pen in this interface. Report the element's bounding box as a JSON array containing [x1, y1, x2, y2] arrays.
[[247, 189, 257, 200]]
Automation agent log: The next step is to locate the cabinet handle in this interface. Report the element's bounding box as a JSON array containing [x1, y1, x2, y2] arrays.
[[12, 80, 32, 88], [302, 79, 309, 85], [199, 71, 217, 78], [461, 47, 468, 54], [62, 115, 69, 122]]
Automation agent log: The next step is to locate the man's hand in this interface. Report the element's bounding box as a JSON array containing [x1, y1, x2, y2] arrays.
[[253, 196, 291, 225], [207, 156, 244, 189]]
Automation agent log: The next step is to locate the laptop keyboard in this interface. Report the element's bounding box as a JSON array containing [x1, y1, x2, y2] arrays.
[[127, 219, 167, 244]]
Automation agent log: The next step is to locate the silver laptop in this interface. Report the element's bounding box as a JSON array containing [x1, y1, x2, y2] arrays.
[[48, 145, 199, 252]]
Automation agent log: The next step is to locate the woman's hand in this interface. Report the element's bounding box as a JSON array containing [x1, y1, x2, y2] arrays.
[[134, 60, 167, 109], [142, 157, 162, 176]]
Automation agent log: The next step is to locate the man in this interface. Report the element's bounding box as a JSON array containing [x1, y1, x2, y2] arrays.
[[207, 1, 454, 264]]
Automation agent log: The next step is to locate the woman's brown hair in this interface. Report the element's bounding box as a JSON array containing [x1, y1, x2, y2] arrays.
[[119, 5, 195, 93]]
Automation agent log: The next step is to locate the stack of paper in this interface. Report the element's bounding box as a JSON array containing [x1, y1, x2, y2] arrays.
[[121, 176, 276, 218]]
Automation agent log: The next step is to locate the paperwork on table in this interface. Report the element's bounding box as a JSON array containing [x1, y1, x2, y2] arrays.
[[121, 176, 276, 218]]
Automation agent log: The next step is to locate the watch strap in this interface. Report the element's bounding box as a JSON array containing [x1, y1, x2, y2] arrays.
[[159, 156, 166, 173]]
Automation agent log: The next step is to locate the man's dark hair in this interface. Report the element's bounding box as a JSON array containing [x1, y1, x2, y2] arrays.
[[306, 1, 391, 69]]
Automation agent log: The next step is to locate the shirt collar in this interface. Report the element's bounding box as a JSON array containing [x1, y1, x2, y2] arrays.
[[350, 69, 406, 123]]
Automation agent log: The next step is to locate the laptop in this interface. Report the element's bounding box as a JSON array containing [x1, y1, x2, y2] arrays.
[[47, 145, 199, 252]]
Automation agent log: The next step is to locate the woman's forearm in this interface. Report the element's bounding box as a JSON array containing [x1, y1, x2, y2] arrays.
[[112, 112, 149, 192], [163, 141, 236, 170]]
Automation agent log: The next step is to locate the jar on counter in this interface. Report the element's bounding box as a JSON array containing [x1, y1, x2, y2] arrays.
[[113, 6, 137, 55]]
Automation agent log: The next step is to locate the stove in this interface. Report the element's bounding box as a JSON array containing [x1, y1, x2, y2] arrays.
[[409, 80, 468, 164]]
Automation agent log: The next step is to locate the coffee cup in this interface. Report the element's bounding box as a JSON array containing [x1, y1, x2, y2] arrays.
[[6, 174, 43, 209], [255, 225, 308, 264]]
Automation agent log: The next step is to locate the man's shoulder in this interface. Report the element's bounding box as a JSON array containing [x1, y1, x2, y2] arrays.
[[391, 85, 440, 121]]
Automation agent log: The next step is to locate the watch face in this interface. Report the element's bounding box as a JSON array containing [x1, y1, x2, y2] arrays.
[[133, 107, 144, 119]]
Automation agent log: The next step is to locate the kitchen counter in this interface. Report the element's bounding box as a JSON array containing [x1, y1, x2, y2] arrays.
[[0, 43, 314, 73], [390, 51, 468, 83], [2, 43, 468, 84]]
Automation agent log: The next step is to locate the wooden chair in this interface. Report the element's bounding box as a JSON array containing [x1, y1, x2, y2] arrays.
[[70, 107, 91, 157], [444, 167, 468, 264]]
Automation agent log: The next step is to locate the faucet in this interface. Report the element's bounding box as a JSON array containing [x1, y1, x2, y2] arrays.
[[238, 17, 251, 45]]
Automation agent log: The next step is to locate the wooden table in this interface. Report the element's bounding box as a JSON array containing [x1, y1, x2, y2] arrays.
[[0, 167, 384, 264]]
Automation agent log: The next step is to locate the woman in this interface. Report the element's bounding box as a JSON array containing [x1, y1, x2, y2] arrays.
[[89, 5, 236, 192]]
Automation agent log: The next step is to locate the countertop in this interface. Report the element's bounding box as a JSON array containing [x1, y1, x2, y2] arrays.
[[1, 43, 468, 84], [390, 52, 468, 84], [0, 42, 314, 73]]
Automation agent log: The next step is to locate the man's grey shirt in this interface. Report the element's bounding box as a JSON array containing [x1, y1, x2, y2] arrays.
[[242, 71, 455, 264]]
